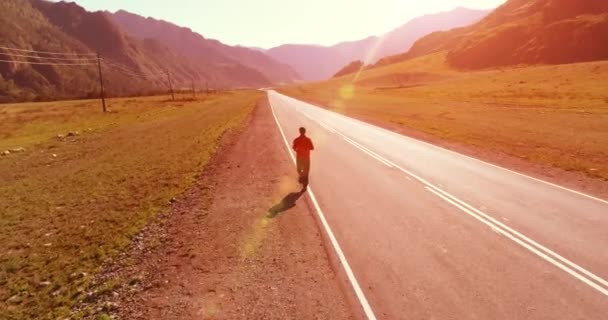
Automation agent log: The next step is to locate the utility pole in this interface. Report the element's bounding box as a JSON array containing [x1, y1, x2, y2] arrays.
[[166, 69, 175, 101], [206, 81, 209, 95], [96, 53, 107, 113], [191, 78, 196, 98]]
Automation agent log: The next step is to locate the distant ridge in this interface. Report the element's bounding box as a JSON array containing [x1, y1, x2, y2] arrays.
[[109, 10, 299, 84], [378, 0, 608, 69], [0, 0, 298, 102], [266, 7, 491, 81]]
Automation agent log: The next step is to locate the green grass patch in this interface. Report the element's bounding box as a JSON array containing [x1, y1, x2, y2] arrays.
[[0, 91, 261, 319]]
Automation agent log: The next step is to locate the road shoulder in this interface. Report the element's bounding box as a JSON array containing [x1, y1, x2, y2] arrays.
[[101, 98, 353, 319]]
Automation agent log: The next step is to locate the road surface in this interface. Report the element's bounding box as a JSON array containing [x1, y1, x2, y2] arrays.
[[267, 90, 608, 320]]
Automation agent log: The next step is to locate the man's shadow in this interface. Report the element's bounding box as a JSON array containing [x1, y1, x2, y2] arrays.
[[267, 190, 306, 218]]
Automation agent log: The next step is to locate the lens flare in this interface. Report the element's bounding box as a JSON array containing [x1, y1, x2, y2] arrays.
[[352, 34, 389, 82], [239, 175, 296, 259], [339, 84, 355, 100], [240, 215, 271, 258]]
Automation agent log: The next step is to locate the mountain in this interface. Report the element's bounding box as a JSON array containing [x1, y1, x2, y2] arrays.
[[0, 0, 294, 103], [108, 10, 299, 84], [366, 7, 492, 62], [380, 0, 608, 69], [0, 0, 105, 102], [266, 7, 490, 81], [265, 44, 354, 82], [333, 60, 364, 78]]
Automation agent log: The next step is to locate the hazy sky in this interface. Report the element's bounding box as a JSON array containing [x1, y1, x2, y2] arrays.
[[69, 0, 506, 48]]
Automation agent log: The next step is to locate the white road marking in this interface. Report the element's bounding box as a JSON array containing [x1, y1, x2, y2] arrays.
[[307, 115, 393, 168], [427, 184, 608, 291], [269, 100, 378, 320], [274, 91, 608, 206], [271, 91, 608, 297], [301, 110, 390, 168], [318, 121, 337, 133], [425, 186, 608, 297], [342, 136, 394, 168]]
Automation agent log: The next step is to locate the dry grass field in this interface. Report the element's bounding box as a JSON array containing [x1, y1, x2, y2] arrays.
[[0, 91, 261, 319], [281, 53, 608, 181]]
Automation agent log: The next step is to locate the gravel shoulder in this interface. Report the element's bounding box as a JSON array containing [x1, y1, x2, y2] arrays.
[[111, 98, 353, 319]]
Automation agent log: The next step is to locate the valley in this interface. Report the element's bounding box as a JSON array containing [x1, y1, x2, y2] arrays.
[[2, 0, 608, 319]]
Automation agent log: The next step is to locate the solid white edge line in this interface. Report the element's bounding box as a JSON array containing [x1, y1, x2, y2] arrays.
[[425, 186, 608, 297], [268, 95, 378, 320], [274, 91, 608, 297], [275, 91, 608, 206]]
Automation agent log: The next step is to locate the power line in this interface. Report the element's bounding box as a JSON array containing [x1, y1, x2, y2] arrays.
[[107, 66, 152, 81], [0, 46, 181, 110], [102, 61, 146, 76], [1, 45, 177, 97], [103, 61, 165, 78], [102, 61, 170, 89], [103, 63, 173, 94], [0, 59, 96, 66], [103, 62, 157, 81], [0, 55, 158, 82], [0, 45, 97, 56], [0, 51, 99, 61], [0, 47, 156, 75]]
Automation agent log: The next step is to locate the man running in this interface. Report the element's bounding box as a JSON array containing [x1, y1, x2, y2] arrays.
[[293, 127, 314, 190]]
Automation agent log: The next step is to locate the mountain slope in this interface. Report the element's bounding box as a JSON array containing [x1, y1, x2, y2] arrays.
[[109, 10, 299, 84], [365, 7, 491, 62], [382, 0, 608, 69], [0, 0, 102, 101], [264, 44, 350, 82], [332, 60, 364, 78], [0, 0, 282, 102], [31, 0, 276, 88], [266, 7, 490, 81]]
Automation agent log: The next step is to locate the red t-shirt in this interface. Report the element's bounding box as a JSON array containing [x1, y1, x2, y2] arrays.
[[293, 135, 314, 158]]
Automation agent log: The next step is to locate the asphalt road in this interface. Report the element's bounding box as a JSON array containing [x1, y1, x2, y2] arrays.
[[267, 90, 608, 320]]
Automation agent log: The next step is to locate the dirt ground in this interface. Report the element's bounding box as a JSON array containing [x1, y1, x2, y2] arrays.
[[111, 99, 353, 319]]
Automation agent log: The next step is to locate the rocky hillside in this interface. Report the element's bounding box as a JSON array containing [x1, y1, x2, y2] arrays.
[[0, 0, 295, 102], [333, 60, 364, 78], [109, 10, 299, 84], [380, 0, 608, 69]]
